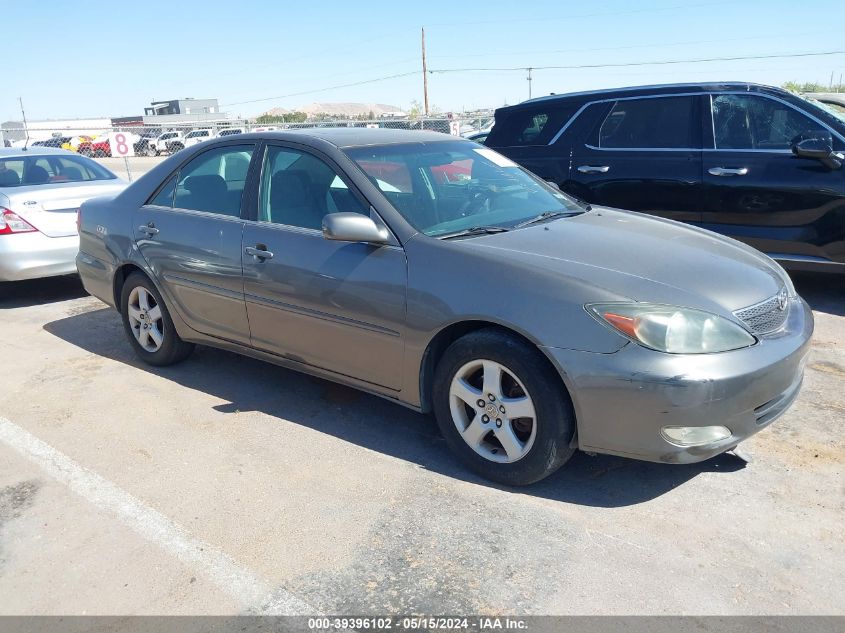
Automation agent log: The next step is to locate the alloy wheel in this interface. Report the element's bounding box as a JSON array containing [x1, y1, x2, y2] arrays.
[[448, 359, 537, 463], [127, 286, 164, 353]]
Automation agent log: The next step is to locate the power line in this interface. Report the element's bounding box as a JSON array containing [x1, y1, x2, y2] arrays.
[[429, 50, 845, 74], [221, 71, 421, 108]]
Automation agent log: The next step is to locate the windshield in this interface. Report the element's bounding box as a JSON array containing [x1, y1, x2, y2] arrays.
[[345, 141, 581, 236], [0, 154, 117, 187], [795, 93, 845, 126]]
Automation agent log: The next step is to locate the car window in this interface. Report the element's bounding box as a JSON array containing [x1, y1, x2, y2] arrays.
[[258, 146, 369, 230], [170, 144, 254, 216], [598, 96, 696, 149], [0, 154, 116, 187], [347, 141, 582, 236], [712, 94, 821, 150], [486, 106, 577, 146], [148, 175, 176, 207]]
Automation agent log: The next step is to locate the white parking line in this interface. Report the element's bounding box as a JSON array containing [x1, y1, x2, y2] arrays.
[[0, 416, 313, 615]]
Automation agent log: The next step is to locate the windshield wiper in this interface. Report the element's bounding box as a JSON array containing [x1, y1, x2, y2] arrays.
[[513, 210, 583, 229], [439, 225, 511, 239]]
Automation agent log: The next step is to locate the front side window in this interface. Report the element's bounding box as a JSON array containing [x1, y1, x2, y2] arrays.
[[170, 144, 254, 215], [598, 96, 696, 149], [347, 141, 582, 236], [258, 146, 368, 230], [712, 94, 818, 150]]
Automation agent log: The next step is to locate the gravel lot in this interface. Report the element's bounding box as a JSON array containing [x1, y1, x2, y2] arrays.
[[0, 272, 842, 615]]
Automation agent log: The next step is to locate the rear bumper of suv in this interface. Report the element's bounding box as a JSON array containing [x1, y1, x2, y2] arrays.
[[0, 232, 79, 281], [542, 297, 813, 464]]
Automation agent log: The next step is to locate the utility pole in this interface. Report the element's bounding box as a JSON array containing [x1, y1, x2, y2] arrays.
[[19, 97, 30, 150], [527, 68, 533, 100], [421, 27, 429, 116]]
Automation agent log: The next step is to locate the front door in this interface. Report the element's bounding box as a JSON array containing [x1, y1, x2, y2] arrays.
[[701, 92, 845, 264], [569, 94, 704, 223], [241, 144, 406, 390], [134, 143, 257, 344]]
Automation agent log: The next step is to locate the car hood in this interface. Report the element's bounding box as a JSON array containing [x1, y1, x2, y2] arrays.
[[466, 208, 788, 313]]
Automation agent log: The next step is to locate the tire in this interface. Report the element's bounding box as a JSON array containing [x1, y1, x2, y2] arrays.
[[120, 272, 194, 366], [432, 328, 576, 485]]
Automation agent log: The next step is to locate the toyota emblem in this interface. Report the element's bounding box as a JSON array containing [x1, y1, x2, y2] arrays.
[[777, 288, 788, 311]]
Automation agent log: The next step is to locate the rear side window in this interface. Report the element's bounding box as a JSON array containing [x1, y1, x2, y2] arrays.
[[711, 94, 818, 150], [487, 106, 577, 146], [0, 154, 116, 187], [597, 96, 697, 149]]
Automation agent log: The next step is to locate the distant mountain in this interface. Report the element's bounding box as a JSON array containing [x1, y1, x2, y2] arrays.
[[258, 102, 405, 119]]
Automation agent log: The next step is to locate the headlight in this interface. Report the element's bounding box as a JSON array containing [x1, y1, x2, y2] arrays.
[[587, 303, 756, 354]]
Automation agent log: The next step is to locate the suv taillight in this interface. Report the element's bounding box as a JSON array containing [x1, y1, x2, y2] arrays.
[[0, 208, 38, 235]]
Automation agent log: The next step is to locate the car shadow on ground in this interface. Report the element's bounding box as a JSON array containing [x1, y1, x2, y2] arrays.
[[0, 275, 88, 309], [44, 306, 750, 508], [791, 271, 845, 317]]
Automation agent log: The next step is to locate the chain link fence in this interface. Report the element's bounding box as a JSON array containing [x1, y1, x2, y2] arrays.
[[0, 114, 494, 179]]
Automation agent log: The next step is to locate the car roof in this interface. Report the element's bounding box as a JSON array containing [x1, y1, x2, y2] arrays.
[[0, 146, 77, 157], [507, 81, 786, 109], [260, 127, 456, 148]]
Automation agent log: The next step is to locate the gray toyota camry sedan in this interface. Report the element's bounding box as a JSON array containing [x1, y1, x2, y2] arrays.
[[76, 129, 813, 485]]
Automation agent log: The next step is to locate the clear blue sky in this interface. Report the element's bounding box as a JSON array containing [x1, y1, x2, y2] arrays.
[[5, 0, 844, 121]]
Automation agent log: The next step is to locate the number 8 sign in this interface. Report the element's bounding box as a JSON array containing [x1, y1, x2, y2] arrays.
[[108, 131, 135, 157]]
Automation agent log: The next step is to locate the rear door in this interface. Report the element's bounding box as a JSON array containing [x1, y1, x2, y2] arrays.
[[134, 143, 257, 344], [702, 92, 845, 264], [568, 94, 704, 222]]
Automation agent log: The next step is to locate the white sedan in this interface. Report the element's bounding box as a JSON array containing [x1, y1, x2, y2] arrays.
[[0, 147, 126, 281]]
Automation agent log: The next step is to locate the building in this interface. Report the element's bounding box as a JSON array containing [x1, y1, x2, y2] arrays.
[[1, 117, 112, 145], [143, 98, 226, 124]]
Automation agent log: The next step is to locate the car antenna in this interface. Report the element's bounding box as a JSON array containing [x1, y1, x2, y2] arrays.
[[19, 96, 30, 151]]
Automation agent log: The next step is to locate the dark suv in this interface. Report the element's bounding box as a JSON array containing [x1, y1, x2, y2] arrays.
[[485, 83, 845, 272]]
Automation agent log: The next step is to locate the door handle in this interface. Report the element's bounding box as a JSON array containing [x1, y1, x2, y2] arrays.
[[245, 245, 274, 260], [138, 223, 159, 235], [577, 165, 610, 174], [708, 167, 749, 177]]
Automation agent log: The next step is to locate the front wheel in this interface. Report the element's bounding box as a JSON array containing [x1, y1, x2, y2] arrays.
[[120, 272, 194, 366], [432, 329, 576, 485]]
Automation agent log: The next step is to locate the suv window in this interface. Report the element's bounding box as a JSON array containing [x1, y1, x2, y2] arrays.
[[165, 144, 254, 215], [487, 106, 577, 146], [712, 94, 819, 150], [258, 146, 368, 230], [598, 96, 696, 149]]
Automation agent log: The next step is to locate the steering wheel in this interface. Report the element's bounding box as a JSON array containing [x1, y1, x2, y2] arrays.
[[458, 185, 495, 217]]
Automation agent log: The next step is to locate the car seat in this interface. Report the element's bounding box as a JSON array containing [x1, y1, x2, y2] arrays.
[[269, 170, 322, 229], [24, 165, 50, 184]]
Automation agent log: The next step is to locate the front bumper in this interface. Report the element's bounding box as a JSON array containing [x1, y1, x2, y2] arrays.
[[0, 232, 79, 282], [542, 297, 813, 464]]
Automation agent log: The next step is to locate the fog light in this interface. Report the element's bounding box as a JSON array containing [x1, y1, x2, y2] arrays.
[[661, 425, 731, 447]]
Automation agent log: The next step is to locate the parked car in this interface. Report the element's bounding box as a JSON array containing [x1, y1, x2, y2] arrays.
[[803, 92, 845, 117], [32, 136, 72, 149], [216, 127, 245, 138], [76, 129, 811, 484], [179, 129, 213, 149], [147, 131, 182, 155], [485, 82, 845, 273], [0, 147, 126, 281], [78, 133, 112, 158]]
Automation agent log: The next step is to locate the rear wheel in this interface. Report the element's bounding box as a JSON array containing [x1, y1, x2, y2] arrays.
[[120, 272, 194, 366], [432, 329, 576, 485]]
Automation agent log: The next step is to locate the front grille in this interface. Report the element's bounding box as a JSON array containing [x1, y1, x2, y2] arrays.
[[734, 291, 789, 335]]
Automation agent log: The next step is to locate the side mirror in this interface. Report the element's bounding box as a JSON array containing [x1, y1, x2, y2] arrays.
[[792, 131, 842, 170], [322, 212, 390, 244]]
